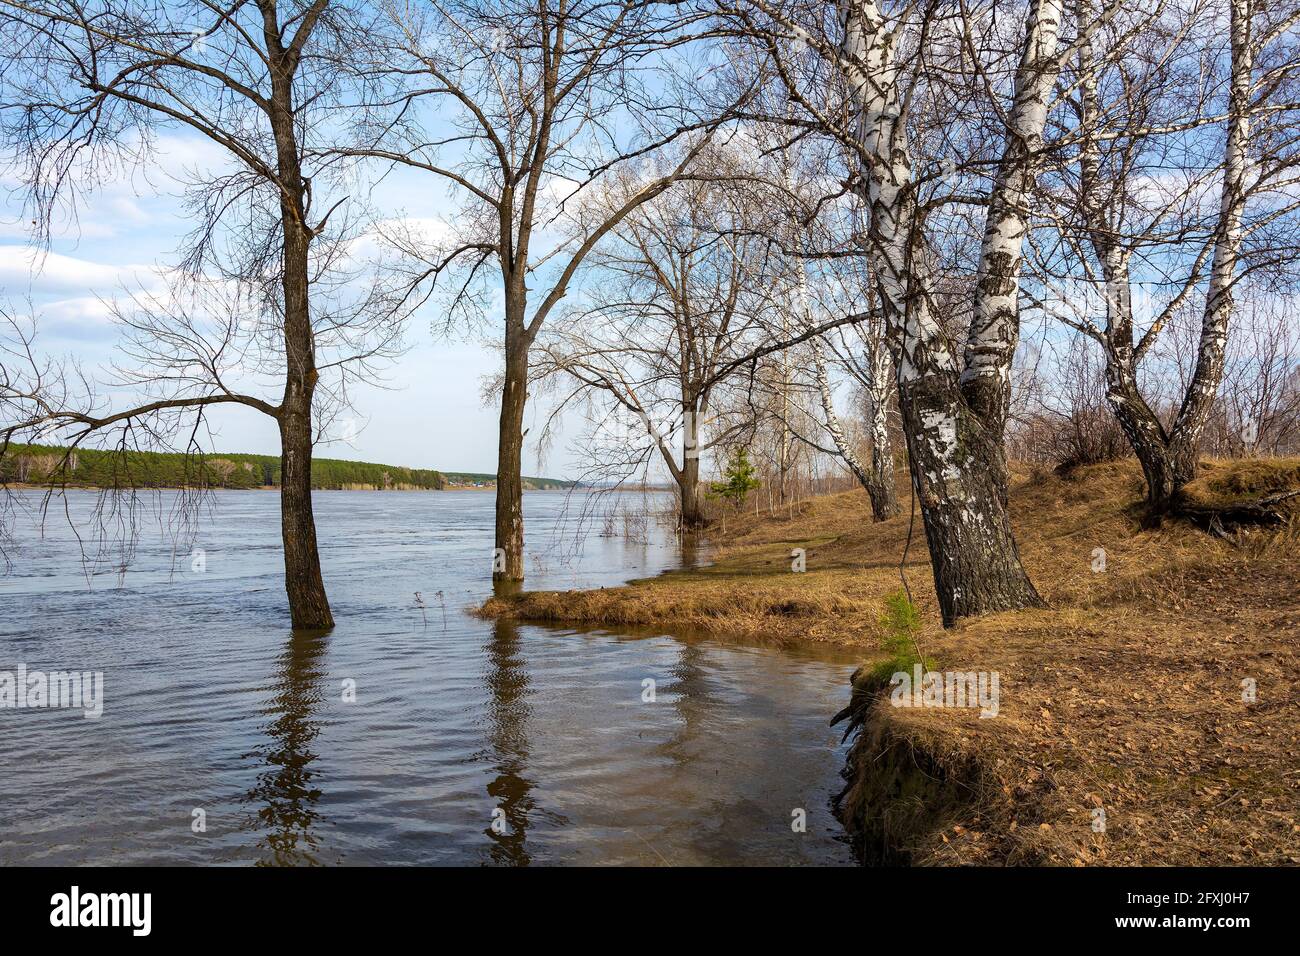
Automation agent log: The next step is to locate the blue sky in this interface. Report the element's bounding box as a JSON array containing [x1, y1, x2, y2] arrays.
[[1, 133, 577, 478]]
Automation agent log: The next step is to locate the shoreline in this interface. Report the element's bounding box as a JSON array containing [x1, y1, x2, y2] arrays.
[[2, 482, 576, 493], [481, 458, 1300, 865]]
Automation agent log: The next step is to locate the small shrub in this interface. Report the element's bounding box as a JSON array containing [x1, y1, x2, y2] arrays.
[[864, 589, 933, 686]]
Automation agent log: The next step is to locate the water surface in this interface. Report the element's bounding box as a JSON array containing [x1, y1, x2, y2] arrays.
[[0, 489, 859, 865]]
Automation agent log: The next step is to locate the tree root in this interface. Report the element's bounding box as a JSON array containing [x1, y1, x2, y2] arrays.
[[1172, 489, 1299, 538]]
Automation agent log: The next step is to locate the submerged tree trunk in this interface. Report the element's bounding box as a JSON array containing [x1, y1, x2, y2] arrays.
[[271, 50, 332, 630], [279, 399, 332, 630], [277, 229, 332, 628], [494, 316, 529, 583], [678, 408, 706, 529], [680, 452, 705, 530], [276, 216, 332, 628]]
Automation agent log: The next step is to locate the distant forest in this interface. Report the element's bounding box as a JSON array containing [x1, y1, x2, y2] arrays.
[[0, 444, 575, 492]]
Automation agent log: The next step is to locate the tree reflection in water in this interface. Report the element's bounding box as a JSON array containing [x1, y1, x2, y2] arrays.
[[482, 617, 538, 866], [242, 628, 330, 866]]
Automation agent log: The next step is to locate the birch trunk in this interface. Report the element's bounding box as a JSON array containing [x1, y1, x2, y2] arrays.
[[960, 0, 1065, 415], [961, 0, 1064, 494], [841, 0, 1045, 624], [812, 337, 897, 519], [1076, 0, 1252, 515], [865, 323, 899, 519]]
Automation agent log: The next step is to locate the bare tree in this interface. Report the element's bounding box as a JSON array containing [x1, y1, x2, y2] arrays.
[[351, 0, 738, 583], [1217, 293, 1300, 457], [536, 162, 775, 529], [0, 0, 405, 628]]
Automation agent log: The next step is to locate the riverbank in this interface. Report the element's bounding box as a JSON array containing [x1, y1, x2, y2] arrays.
[[482, 458, 1300, 865], [3, 442, 577, 493]]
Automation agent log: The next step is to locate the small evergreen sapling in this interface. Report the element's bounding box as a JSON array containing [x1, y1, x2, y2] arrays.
[[709, 448, 761, 512]]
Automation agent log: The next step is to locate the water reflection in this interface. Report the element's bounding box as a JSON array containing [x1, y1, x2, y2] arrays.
[[2, 489, 860, 865], [660, 641, 711, 769], [491, 579, 524, 600], [242, 628, 330, 866], [677, 534, 707, 569], [481, 617, 537, 866]]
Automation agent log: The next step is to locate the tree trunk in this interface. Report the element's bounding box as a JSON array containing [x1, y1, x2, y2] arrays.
[[900, 375, 1044, 626], [278, 409, 332, 629], [494, 317, 528, 582], [812, 336, 897, 520], [867, 385, 899, 520], [1102, 356, 1185, 515], [278, 220, 332, 629], [959, 0, 1064, 508], [270, 51, 333, 630], [679, 447, 705, 530], [865, 335, 900, 520], [960, 0, 1064, 437], [840, 0, 1044, 624]]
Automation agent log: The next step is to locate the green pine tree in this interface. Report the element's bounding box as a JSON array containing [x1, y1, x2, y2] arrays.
[[708, 447, 761, 511]]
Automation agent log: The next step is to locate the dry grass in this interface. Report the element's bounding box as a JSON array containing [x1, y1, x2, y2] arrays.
[[483, 457, 1300, 865], [480, 471, 930, 646]]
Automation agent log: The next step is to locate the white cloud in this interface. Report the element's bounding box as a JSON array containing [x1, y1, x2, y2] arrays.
[[0, 245, 155, 295]]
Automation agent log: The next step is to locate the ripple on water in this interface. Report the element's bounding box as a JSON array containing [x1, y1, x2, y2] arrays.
[[1, 489, 859, 866]]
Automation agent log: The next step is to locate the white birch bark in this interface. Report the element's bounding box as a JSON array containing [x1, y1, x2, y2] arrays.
[[839, 0, 953, 388], [1073, 0, 1255, 510], [960, 0, 1065, 427], [838, 0, 1044, 623], [1169, 0, 1252, 466]]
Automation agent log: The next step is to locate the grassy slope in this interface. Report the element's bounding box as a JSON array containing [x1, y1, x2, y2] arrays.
[[484, 458, 1300, 865]]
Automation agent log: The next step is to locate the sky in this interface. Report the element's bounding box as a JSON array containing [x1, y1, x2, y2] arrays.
[[1, 133, 581, 479]]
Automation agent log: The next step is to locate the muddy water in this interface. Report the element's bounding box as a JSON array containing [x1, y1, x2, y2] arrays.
[[0, 489, 860, 865]]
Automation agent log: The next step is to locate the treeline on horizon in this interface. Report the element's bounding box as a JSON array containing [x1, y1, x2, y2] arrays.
[[0, 443, 453, 491], [1, 444, 578, 492]]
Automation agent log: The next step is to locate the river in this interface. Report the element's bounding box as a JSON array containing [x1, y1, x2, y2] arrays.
[[0, 488, 860, 865]]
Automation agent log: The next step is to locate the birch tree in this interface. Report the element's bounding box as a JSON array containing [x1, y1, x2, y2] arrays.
[[1042, 0, 1300, 516], [721, 0, 1085, 622], [810, 313, 899, 519]]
